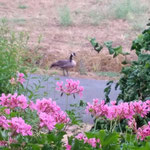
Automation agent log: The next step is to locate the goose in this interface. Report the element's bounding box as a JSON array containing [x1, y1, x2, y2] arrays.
[[50, 53, 76, 76]]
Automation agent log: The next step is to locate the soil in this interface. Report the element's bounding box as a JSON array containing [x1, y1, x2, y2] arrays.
[[0, 0, 147, 79]]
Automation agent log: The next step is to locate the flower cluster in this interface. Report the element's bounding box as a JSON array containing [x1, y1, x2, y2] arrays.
[[17, 72, 25, 84], [35, 98, 70, 124], [128, 118, 137, 132], [56, 79, 84, 97], [0, 137, 17, 146], [8, 117, 32, 136], [86, 99, 150, 120], [0, 93, 28, 109], [0, 116, 32, 136], [137, 122, 150, 140], [0, 93, 69, 132], [86, 99, 150, 140], [75, 133, 100, 148], [30, 98, 70, 130], [10, 72, 25, 85], [0, 116, 9, 129], [39, 112, 56, 131]]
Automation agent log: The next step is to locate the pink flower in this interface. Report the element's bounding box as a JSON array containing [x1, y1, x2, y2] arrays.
[[65, 144, 72, 150], [29, 101, 36, 111], [86, 99, 150, 121], [35, 98, 69, 129], [9, 137, 17, 144], [17, 72, 25, 84], [39, 112, 56, 131], [132, 101, 148, 117], [56, 79, 84, 97], [36, 98, 61, 115], [17, 95, 28, 109], [137, 122, 150, 140], [88, 138, 100, 148], [0, 141, 7, 146], [4, 109, 10, 115], [55, 110, 70, 124], [86, 99, 108, 119], [128, 118, 137, 132], [75, 133, 85, 140], [75, 133, 100, 148], [0, 116, 9, 129], [8, 117, 32, 136], [0, 93, 28, 109]]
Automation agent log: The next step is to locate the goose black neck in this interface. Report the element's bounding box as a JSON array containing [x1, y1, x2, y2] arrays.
[[69, 55, 73, 62]]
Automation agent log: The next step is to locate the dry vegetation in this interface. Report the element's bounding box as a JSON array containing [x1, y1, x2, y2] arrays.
[[0, 0, 150, 78]]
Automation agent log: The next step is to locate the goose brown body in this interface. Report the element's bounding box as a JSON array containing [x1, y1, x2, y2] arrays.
[[50, 53, 76, 76]]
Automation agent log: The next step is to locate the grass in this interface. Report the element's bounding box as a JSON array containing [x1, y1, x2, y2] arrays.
[[111, 0, 148, 20], [18, 5, 28, 9], [12, 18, 26, 25], [58, 5, 72, 26], [79, 59, 87, 75], [131, 17, 148, 32], [0, 17, 26, 25], [96, 71, 121, 78], [88, 10, 102, 25]]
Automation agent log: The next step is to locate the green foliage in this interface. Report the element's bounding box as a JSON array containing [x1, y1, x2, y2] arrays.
[[104, 81, 113, 103], [89, 38, 103, 53], [131, 21, 150, 55], [116, 55, 150, 102], [103, 19, 150, 103], [58, 5, 72, 26], [104, 41, 129, 58], [89, 38, 129, 58], [0, 20, 43, 96], [0, 21, 27, 94]]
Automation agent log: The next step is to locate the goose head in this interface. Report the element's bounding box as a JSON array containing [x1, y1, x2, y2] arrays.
[[69, 52, 76, 62]]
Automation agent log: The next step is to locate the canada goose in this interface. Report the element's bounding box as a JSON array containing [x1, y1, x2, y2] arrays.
[[50, 53, 76, 76]]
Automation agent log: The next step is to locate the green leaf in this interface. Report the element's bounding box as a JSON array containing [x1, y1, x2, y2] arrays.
[[85, 132, 96, 139], [89, 38, 97, 47], [97, 130, 107, 145], [113, 46, 123, 58], [89, 38, 103, 53], [30, 144, 41, 150], [55, 123, 65, 130], [103, 132, 119, 146], [47, 132, 56, 142]]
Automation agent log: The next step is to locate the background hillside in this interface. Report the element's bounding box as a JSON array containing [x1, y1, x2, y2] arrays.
[[0, 0, 150, 76]]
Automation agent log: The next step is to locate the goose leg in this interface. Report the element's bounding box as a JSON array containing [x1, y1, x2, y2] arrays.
[[63, 69, 65, 76], [66, 69, 69, 76]]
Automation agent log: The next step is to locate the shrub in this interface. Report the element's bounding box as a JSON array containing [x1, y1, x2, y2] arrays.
[[90, 19, 150, 103], [115, 20, 150, 102], [0, 21, 28, 94]]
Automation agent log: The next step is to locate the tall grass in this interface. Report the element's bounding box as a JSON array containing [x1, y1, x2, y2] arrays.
[[58, 5, 72, 26], [88, 10, 103, 25], [111, 0, 148, 20]]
